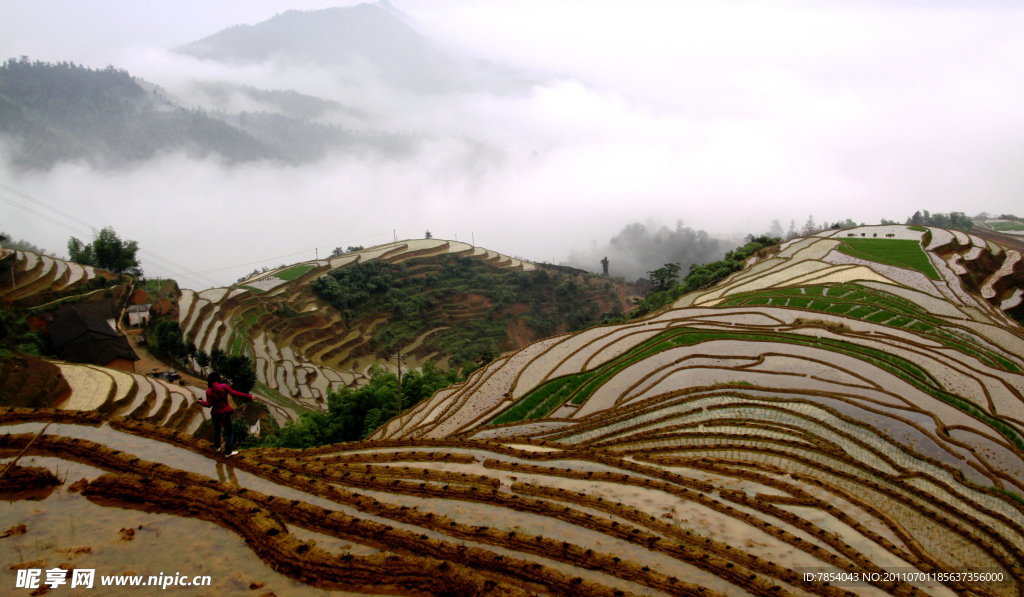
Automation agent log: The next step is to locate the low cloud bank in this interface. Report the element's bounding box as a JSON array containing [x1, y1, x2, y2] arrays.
[[4, 1, 1024, 290], [568, 221, 741, 282]]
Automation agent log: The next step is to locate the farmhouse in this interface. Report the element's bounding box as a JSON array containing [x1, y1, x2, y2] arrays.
[[48, 304, 139, 372], [126, 303, 151, 327]]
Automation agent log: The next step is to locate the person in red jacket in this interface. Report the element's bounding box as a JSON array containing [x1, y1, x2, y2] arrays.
[[199, 372, 254, 457]]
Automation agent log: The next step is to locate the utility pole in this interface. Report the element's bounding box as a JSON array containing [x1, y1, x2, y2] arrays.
[[0, 235, 13, 290], [391, 349, 408, 415]]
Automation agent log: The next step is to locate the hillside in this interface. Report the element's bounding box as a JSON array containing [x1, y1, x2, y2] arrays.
[[178, 239, 637, 421], [379, 225, 1023, 450], [0, 246, 112, 306], [2, 226, 1023, 595], [0, 58, 408, 169], [0, 3, 535, 170], [0, 58, 274, 169], [0, 249, 214, 433]]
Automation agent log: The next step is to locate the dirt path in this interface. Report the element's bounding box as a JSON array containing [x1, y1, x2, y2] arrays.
[[123, 328, 205, 388]]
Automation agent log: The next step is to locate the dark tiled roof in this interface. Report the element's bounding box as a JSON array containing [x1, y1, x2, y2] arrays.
[[48, 307, 138, 365], [62, 336, 139, 365], [65, 299, 116, 320], [49, 309, 116, 346]]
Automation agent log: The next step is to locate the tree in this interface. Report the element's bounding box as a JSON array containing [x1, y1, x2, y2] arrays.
[[949, 212, 972, 231], [66, 237, 94, 266], [800, 215, 818, 237], [904, 210, 972, 232], [67, 226, 141, 275], [210, 348, 256, 394], [424, 230, 433, 239], [196, 349, 210, 373], [154, 320, 185, 359], [0, 305, 50, 356], [1, 231, 54, 256], [631, 235, 781, 319], [258, 362, 465, 448], [648, 263, 681, 292]]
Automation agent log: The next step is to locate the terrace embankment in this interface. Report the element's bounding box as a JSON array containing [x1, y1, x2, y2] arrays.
[[6, 227, 1024, 596], [15, 409, 1020, 594]]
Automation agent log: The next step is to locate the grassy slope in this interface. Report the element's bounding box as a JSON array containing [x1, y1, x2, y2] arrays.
[[836, 238, 940, 280]]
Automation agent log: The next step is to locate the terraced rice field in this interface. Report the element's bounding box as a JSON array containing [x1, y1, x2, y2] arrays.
[[53, 362, 208, 434], [365, 226, 1024, 594], [6, 226, 1024, 595], [0, 250, 104, 304], [177, 240, 553, 420], [1, 252, 206, 429], [4, 403, 1021, 595]]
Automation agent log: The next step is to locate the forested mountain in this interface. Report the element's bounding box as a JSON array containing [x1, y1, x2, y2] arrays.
[[0, 58, 411, 169], [0, 3, 532, 170], [0, 58, 270, 168]]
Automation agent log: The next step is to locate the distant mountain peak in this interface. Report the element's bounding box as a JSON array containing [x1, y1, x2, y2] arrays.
[[177, 2, 433, 67], [175, 2, 532, 95]]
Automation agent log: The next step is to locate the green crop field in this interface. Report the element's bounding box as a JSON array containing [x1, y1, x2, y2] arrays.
[[722, 284, 1021, 373], [836, 238, 940, 280], [992, 220, 1024, 232], [277, 264, 316, 281], [492, 324, 1024, 453], [229, 308, 263, 357]]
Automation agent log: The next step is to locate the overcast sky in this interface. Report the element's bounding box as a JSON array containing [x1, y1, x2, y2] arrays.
[[2, 1, 1023, 287]]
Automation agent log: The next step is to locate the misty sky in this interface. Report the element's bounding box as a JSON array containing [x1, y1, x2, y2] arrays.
[[1, 1, 1023, 288]]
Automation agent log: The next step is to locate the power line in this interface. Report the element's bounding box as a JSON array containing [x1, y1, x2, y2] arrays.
[[0, 182, 95, 234], [172, 230, 395, 277], [136, 249, 222, 288], [0, 182, 224, 287], [0, 194, 91, 238], [2, 182, 399, 289], [185, 248, 322, 276]]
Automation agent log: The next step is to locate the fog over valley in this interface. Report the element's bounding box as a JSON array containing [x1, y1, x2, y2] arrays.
[[2, 0, 1023, 288]]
